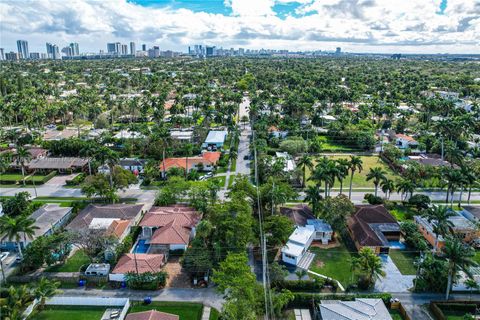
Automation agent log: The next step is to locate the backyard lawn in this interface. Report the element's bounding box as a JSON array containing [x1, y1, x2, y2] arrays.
[[0, 173, 53, 183], [389, 205, 415, 222], [389, 250, 418, 275], [128, 301, 203, 320], [309, 240, 357, 287], [45, 250, 90, 272], [208, 176, 226, 187], [306, 155, 398, 189], [29, 306, 106, 320], [209, 308, 220, 320], [316, 136, 360, 152], [389, 309, 404, 320]]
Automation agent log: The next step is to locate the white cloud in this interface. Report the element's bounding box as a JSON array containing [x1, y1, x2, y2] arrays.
[[0, 0, 478, 54]]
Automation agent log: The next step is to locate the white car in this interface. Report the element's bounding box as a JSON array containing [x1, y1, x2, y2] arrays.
[[0, 252, 8, 262]]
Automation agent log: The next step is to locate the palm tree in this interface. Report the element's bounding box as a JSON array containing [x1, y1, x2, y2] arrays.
[[351, 247, 385, 288], [95, 147, 119, 187], [366, 167, 387, 197], [465, 278, 479, 300], [14, 147, 31, 186], [442, 237, 476, 300], [348, 156, 363, 200], [297, 154, 313, 188], [443, 169, 463, 207], [3, 285, 32, 319], [423, 205, 455, 252], [335, 159, 349, 194], [33, 277, 61, 309], [0, 215, 38, 257], [304, 184, 322, 216], [295, 269, 307, 280], [80, 144, 97, 175], [183, 143, 194, 180], [229, 148, 238, 170], [395, 178, 416, 201], [380, 179, 395, 200]]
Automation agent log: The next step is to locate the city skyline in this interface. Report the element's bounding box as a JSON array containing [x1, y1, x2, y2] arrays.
[[0, 0, 479, 54]]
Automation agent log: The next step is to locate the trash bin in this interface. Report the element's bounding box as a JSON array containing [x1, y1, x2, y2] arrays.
[[144, 297, 152, 305], [78, 280, 86, 287]]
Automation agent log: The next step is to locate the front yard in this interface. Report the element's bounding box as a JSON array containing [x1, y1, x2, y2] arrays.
[[309, 240, 357, 287], [306, 155, 398, 189], [128, 301, 204, 320], [29, 306, 106, 320], [45, 250, 90, 272], [389, 250, 418, 275]]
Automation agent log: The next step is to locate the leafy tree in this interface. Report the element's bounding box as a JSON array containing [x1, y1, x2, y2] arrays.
[[260, 178, 297, 214], [81, 174, 117, 203], [400, 221, 428, 252], [317, 194, 355, 236], [408, 194, 431, 211], [264, 215, 294, 247], [181, 238, 213, 278], [279, 137, 308, 156], [1, 192, 31, 217], [269, 262, 288, 283], [70, 229, 117, 262], [415, 253, 448, 292]]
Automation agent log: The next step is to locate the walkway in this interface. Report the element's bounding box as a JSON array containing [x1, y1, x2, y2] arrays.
[[201, 306, 211, 320], [307, 270, 345, 291], [374, 255, 415, 293]]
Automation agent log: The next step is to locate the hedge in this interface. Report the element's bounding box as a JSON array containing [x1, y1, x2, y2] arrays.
[[273, 279, 326, 292], [0, 171, 57, 185], [65, 173, 86, 186], [287, 293, 393, 309]]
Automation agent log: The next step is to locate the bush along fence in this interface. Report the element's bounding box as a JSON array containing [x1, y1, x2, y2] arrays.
[[429, 301, 479, 320]]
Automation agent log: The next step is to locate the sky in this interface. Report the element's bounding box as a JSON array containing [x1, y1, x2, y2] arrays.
[[0, 0, 479, 54]]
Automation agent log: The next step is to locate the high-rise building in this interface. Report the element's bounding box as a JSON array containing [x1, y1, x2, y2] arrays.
[[0, 48, 4, 60], [107, 43, 116, 53], [29, 52, 41, 60], [206, 46, 216, 57], [62, 46, 73, 57], [46, 43, 54, 58], [46, 43, 60, 59], [115, 42, 121, 54], [17, 40, 29, 59], [335, 47, 341, 54], [5, 52, 20, 61], [69, 43, 80, 56], [121, 44, 128, 55], [130, 42, 136, 55], [142, 44, 147, 51]]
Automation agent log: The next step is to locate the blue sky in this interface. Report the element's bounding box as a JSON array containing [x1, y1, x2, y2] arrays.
[[0, 0, 478, 54]]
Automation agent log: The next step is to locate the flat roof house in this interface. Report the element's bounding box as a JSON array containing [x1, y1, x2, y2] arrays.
[[282, 227, 315, 269], [139, 205, 201, 253], [347, 205, 400, 254], [202, 130, 228, 149], [318, 298, 392, 320], [1, 204, 73, 251], [110, 253, 166, 282], [66, 204, 143, 241]]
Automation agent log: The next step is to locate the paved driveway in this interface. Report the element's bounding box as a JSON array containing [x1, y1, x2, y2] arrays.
[[45, 173, 79, 186], [374, 254, 415, 293]]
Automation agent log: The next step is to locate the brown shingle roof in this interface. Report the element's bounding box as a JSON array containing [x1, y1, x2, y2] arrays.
[[126, 310, 179, 320], [112, 254, 165, 274], [27, 157, 88, 170], [66, 204, 143, 231], [347, 205, 399, 247], [280, 205, 314, 226]]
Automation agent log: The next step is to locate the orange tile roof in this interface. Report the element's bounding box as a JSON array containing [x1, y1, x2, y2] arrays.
[[112, 254, 165, 274], [106, 219, 130, 238], [395, 133, 417, 142], [160, 152, 221, 171], [126, 310, 179, 320], [150, 220, 191, 245]]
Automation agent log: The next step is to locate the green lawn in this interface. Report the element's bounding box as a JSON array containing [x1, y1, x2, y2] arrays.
[[209, 308, 220, 320], [228, 174, 236, 188], [389, 250, 418, 275], [316, 136, 360, 152], [309, 240, 357, 287], [389, 309, 404, 320], [209, 176, 226, 187], [306, 155, 398, 189], [442, 310, 472, 320], [45, 250, 90, 272], [389, 205, 415, 222], [29, 306, 106, 320], [0, 173, 51, 183], [128, 301, 203, 320]]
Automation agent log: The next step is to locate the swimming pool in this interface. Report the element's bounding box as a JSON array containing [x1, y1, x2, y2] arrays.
[[134, 239, 150, 253]]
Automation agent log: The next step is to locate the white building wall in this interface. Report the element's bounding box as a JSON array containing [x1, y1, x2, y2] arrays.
[[109, 273, 125, 282]]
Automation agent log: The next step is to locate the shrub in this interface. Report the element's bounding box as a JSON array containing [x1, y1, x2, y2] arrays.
[[408, 194, 431, 211], [272, 279, 325, 292], [364, 193, 384, 205], [65, 173, 86, 186], [125, 271, 167, 290]]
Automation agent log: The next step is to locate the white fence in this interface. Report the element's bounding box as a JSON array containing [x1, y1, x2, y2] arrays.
[[22, 298, 39, 319]]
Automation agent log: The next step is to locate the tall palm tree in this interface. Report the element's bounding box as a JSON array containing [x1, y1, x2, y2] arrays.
[[14, 147, 31, 186], [304, 184, 322, 216], [348, 156, 363, 200], [96, 147, 119, 187], [380, 179, 395, 200], [297, 154, 313, 188], [80, 143, 97, 176], [352, 247, 385, 288], [366, 167, 387, 197], [335, 159, 349, 194], [34, 277, 61, 309], [0, 215, 38, 257], [443, 169, 463, 207], [442, 237, 476, 300], [423, 205, 455, 252], [395, 178, 416, 201], [229, 148, 238, 170]]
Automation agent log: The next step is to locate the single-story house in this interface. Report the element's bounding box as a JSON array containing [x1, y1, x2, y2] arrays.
[[405, 154, 452, 168], [1, 204, 73, 251], [139, 205, 201, 253], [66, 204, 143, 241], [460, 206, 480, 222], [202, 130, 228, 149], [27, 157, 88, 173], [98, 158, 145, 175], [110, 253, 165, 282], [43, 129, 78, 141], [85, 263, 110, 276], [414, 211, 479, 250], [126, 310, 179, 320], [160, 152, 221, 177], [318, 298, 392, 320], [395, 133, 419, 149], [113, 130, 145, 139], [282, 227, 315, 267], [275, 152, 296, 172], [268, 126, 288, 139], [170, 130, 194, 142], [306, 219, 333, 245], [347, 205, 401, 254]]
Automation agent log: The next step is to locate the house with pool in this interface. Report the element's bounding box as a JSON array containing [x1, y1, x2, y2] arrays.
[[134, 205, 201, 255]]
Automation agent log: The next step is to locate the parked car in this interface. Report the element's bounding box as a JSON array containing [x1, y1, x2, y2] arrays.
[[0, 252, 9, 262]]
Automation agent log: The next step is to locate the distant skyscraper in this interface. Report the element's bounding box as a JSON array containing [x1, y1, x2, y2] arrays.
[[142, 44, 146, 51], [16, 40, 29, 59], [115, 42, 121, 54], [62, 46, 73, 57], [69, 43, 80, 56], [29, 52, 41, 59], [121, 44, 128, 55], [5, 51, 20, 61], [107, 43, 116, 53], [335, 47, 341, 54], [130, 42, 136, 55], [46, 43, 60, 59], [46, 43, 54, 58], [0, 48, 4, 60], [206, 46, 216, 57]]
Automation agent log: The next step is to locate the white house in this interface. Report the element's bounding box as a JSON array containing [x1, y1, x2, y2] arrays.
[[281, 227, 315, 266], [306, 219, 333, 245], [395, 133, 419, 149], [275, 152, 296, 172]]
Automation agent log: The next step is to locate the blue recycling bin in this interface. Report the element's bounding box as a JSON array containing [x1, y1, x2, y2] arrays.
[[78, 280, 86, 287], [121, 282, 126, 288], [143, 297, 152, 305]]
